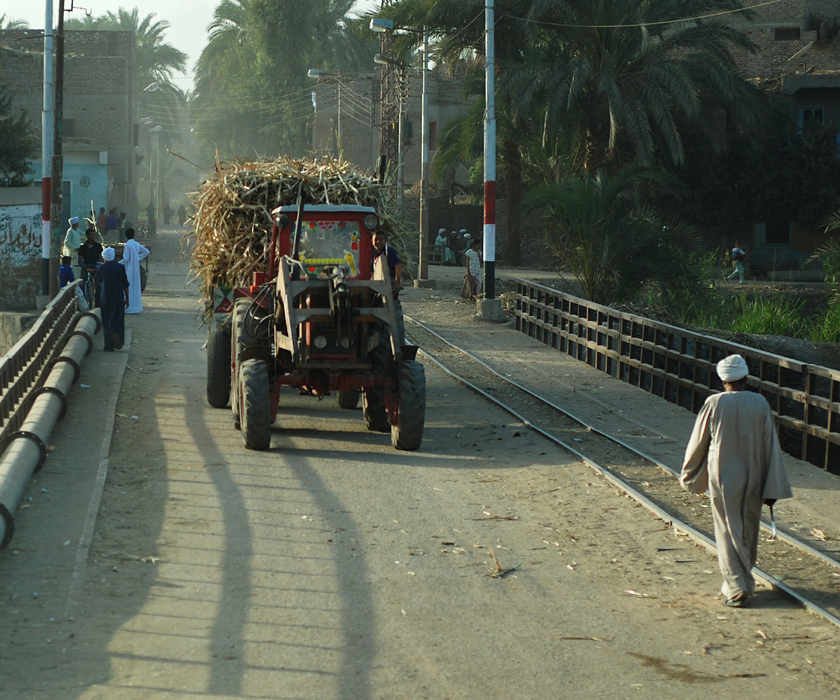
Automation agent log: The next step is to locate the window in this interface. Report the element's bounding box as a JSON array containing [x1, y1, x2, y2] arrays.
[[757, 220, 791, 246], [774, 27, 801, 41], [800, 106, 825, 127], [429, 121, 438, 151]]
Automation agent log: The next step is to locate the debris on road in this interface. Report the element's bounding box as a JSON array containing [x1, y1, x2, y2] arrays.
[[487, 547, 520, 578]]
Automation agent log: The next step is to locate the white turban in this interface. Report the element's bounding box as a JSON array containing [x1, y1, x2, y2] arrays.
[[438, 228, 446, 235], [717, 354, 749, 382], [69, 216, 79, 225], [102, 247, 115, 261]]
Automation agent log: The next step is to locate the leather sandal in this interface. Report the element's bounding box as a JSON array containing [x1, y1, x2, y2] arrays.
[[723, 592, 751, 608]]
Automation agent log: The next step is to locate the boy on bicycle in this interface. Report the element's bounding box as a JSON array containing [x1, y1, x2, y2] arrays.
[[79, 227, 104, 306]]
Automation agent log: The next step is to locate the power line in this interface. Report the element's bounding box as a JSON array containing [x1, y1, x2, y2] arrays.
[[498, 0, 782, 30]]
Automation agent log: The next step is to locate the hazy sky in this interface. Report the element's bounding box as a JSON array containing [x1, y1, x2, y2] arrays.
[[8, 0, 379, 88]]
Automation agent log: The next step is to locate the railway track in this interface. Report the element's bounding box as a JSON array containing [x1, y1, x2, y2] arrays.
[[405, 315, 840, 628]]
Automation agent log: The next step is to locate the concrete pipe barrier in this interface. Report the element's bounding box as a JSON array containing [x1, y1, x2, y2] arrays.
[[0, 309, 100, 548]]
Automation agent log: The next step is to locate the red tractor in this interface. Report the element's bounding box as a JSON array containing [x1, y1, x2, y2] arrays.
[[206, 203, 425, 451]]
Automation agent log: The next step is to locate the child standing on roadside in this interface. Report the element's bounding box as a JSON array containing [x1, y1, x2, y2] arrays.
[[465, 238, 482, 298]]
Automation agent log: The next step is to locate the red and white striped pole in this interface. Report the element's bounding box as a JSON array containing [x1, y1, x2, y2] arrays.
[[483, 0, 496, 300], [41, 0, 54, 296]]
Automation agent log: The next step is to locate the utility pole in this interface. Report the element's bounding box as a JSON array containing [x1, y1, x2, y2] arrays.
[[48, 0, 66, 297], [41, 0, 54, 296], [479, 0, 504, 320], [417, 26, 429, 284]]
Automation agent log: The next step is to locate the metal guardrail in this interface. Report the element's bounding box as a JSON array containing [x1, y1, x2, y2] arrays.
[[514, 279, 840, 474], [0, 283, 83, 447]]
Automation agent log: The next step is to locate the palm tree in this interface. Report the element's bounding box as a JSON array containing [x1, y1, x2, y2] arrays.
[[191, 0, 376, 158], [0, 15, 28, 29], [102, 9, 187, 84], [521, 166, 698, 304], [382, 0, 534, 264], [510, 0, 761, 176]]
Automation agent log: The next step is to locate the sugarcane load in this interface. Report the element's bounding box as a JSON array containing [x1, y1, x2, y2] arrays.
[[189, 156, 426, 451]]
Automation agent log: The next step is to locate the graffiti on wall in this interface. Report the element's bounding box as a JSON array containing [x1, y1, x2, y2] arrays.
[[0, 205, 43, 267]]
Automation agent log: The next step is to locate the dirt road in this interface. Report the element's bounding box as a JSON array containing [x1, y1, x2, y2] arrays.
[[1, 230, 838, 699]]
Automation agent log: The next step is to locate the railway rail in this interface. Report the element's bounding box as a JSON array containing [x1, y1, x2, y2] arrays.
[[405, 315, 840, 629]]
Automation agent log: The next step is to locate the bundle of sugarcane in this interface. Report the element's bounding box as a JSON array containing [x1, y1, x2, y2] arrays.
[[187, 156, 407, 309]]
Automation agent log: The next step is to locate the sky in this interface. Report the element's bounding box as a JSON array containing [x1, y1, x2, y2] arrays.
[[7, 0, 379, 89]]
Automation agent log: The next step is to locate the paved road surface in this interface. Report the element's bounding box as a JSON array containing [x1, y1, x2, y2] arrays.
[[1, 229, 838, 699]]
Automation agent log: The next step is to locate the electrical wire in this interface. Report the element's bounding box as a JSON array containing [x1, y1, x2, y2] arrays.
[[497, 0, 782, 31]]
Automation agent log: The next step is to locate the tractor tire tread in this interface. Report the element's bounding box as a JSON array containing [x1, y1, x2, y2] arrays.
[[240, 359, 272, 450], [392, 360, 426, 450], [206, 324, 231, 408]]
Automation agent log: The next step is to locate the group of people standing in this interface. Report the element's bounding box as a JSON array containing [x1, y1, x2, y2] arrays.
[[60, 216, 150, 352], [434, 228, 473, 266]]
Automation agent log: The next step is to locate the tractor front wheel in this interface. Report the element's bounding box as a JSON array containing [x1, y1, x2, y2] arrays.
[[239, 359, 272, 450], [391, 360, 426, 451], [337, 389, 360, 410], [363, 388, 390, 432], [206, 321, 231, 408]]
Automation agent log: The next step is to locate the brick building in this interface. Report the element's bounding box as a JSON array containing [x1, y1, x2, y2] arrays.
[[0, 29, 137, 223], [726, 1, 840, 271]]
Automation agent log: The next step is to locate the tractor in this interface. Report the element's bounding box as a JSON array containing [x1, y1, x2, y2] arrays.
[[205, 202, 425, 451]]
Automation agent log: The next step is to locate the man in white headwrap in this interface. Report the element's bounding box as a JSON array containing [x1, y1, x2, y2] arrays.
[[434, 227, 454, 264], [120, 227, 150, 314], [62, 216, 82, 258], [681, 354, 792, 607], [95, 247, 129, 351]]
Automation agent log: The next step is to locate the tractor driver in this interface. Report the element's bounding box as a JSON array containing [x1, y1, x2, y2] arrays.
[[371, 230, 402, 299]]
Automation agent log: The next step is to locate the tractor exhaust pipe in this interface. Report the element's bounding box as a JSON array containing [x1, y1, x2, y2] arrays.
[[0, 310, 100, 548]]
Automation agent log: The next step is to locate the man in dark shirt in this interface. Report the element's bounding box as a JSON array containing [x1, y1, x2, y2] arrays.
[[371, 231, 402, 298], [95, 247, 129, 351], [79, 228, 104, 305], [79, 228, 104, 269]]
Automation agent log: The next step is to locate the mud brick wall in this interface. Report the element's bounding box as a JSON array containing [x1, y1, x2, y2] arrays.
[[0, 30, 134, 150], [728, 0, 840, 78]]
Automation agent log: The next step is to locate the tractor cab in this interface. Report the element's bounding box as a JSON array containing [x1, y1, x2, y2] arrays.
[[270, 204, 379, 281]]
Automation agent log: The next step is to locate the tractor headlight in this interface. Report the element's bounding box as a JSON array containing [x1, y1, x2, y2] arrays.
[[363, 214, 379, 231], [314, 335, 328, 349], [339, 336, 351, 349]]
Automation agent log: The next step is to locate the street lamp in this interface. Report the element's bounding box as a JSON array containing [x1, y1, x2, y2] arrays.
[[307, 69, 341, 154], [371, 18, 431, 287], [136, 81, 161, 99]]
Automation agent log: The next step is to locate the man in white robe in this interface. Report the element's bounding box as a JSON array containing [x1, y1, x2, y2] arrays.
[[681, 354, 792, 608], [121, 227, 150, 314], [62, 216, 82, 259]]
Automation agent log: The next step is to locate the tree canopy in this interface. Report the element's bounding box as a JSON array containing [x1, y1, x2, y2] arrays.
[[0, 86, 38, 187], [190, 0, 375, 159]]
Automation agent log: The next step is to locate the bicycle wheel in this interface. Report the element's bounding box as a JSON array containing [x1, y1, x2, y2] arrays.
[[84, 276, 96, 308]]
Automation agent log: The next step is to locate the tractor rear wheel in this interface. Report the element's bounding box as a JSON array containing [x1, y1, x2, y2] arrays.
[[391, 360, 426, 450], [239, 359, 272, 450], [206, 321, 231, 408], [231, 299, 258, 430], [337, 390, 360, 410]]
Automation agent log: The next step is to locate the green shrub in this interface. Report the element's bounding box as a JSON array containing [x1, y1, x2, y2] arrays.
[[810, 303, 840, 343], [729, 294, 809, 337]]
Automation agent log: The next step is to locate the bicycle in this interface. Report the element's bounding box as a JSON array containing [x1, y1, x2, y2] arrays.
[[81, 264, 100, 309]]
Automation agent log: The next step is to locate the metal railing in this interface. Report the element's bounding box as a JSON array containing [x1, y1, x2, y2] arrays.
[[0, 283, 84, 447], [514, 279, 840, 474]]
